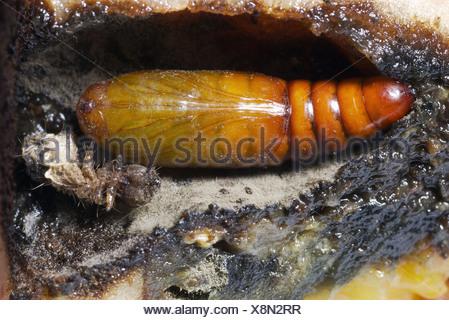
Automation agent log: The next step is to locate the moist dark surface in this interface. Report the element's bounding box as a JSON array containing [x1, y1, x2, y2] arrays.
[[0, 0, 17, 300]]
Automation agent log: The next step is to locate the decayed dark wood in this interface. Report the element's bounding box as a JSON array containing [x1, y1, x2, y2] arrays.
[[0, 0, 16, 300]]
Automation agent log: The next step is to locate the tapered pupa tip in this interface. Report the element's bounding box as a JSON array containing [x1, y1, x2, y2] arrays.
[[363, 76, 414, 129]]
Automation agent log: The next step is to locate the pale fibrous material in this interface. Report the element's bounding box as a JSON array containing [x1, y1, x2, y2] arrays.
[[21, 130, 160, 211]]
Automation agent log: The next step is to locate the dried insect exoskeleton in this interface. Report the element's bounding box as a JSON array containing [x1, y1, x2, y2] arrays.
[[22, 129, 160, 211]]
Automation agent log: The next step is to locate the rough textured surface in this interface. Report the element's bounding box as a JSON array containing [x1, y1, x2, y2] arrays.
[[2, 0, 449, 299], [0, 0, 15, 300]]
